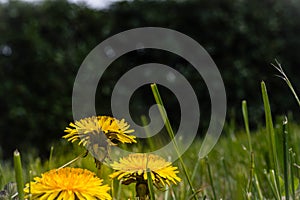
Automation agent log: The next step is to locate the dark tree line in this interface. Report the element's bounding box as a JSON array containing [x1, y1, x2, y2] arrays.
[[0, 0, 300, 158]]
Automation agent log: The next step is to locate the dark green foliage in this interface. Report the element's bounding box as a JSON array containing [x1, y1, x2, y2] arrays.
[[0, 0, 300, 157]]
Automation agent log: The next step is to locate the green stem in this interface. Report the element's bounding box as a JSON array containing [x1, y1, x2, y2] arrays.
[[254, 174, 263, 200], [282, 117, 289, 200], [247, 152, 254, 194], [48, 146, 54, 170], [289, 149, 296, 200], [147, 168, 156, 200], [150, 83, 196, 199], [13, 150, 24, 200]]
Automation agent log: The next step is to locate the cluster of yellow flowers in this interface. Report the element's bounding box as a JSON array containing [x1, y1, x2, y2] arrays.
[[25, 116, 181, 200]]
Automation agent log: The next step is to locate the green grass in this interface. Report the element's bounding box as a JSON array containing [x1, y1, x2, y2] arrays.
[[1, 63, 300, 199], [0, 118, 299, 199]]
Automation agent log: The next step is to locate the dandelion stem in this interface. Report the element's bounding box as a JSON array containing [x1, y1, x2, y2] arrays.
[[147, 168, 156, 200]]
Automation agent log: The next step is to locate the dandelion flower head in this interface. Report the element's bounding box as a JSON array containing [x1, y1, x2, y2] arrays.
[[109, 153, 181, 188], [63, 116, 136, 146], [24, 167, 111, 200]]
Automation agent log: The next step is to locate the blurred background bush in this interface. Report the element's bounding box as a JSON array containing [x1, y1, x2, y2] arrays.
[[0, 0, 299, 159]]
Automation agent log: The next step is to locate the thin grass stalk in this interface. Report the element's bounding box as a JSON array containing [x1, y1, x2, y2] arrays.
[[261, 81, 281, 196], [289, 149, 296, 200], [150, 83, 196, 199], [28, 170, 32, 200], [242, 100, 252, 153], [13, 150, 24, 200], [264, 169, 280, 200], [116, 179, 122, 200], [147, 168, 156, 200], [191, 157, 201, 182], [254, 174, 263, 200], [205, 156, 217, 200], [282, 117, 289, 200], [272, 60, 300, 108], [247, 152, 255, 195], [270, 170, 281, 200], [164, 185, 169, 200], [48, 146, 54, 170]]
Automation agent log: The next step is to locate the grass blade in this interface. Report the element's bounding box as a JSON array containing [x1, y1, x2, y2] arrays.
[[247, 152, 255, 196], [261, 81, 281, 197], [13, 149, 24, 200], [265, 169, 280, 200], [242, 100, 252, 153], [150, 83, 196, 199]]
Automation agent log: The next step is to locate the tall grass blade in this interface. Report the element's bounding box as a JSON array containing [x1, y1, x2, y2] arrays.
[[242, 100, 252, 153], [150, 83, 196, 199], [282, 117, 289, 200], [261, 81, 281, 196], [13, 149, 24, 200]]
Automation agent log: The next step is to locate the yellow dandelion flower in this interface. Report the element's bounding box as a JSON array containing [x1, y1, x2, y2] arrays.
[[24, 167, 111, 200], [109, 153, 181, 198], [63, 116, 136, 146]]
